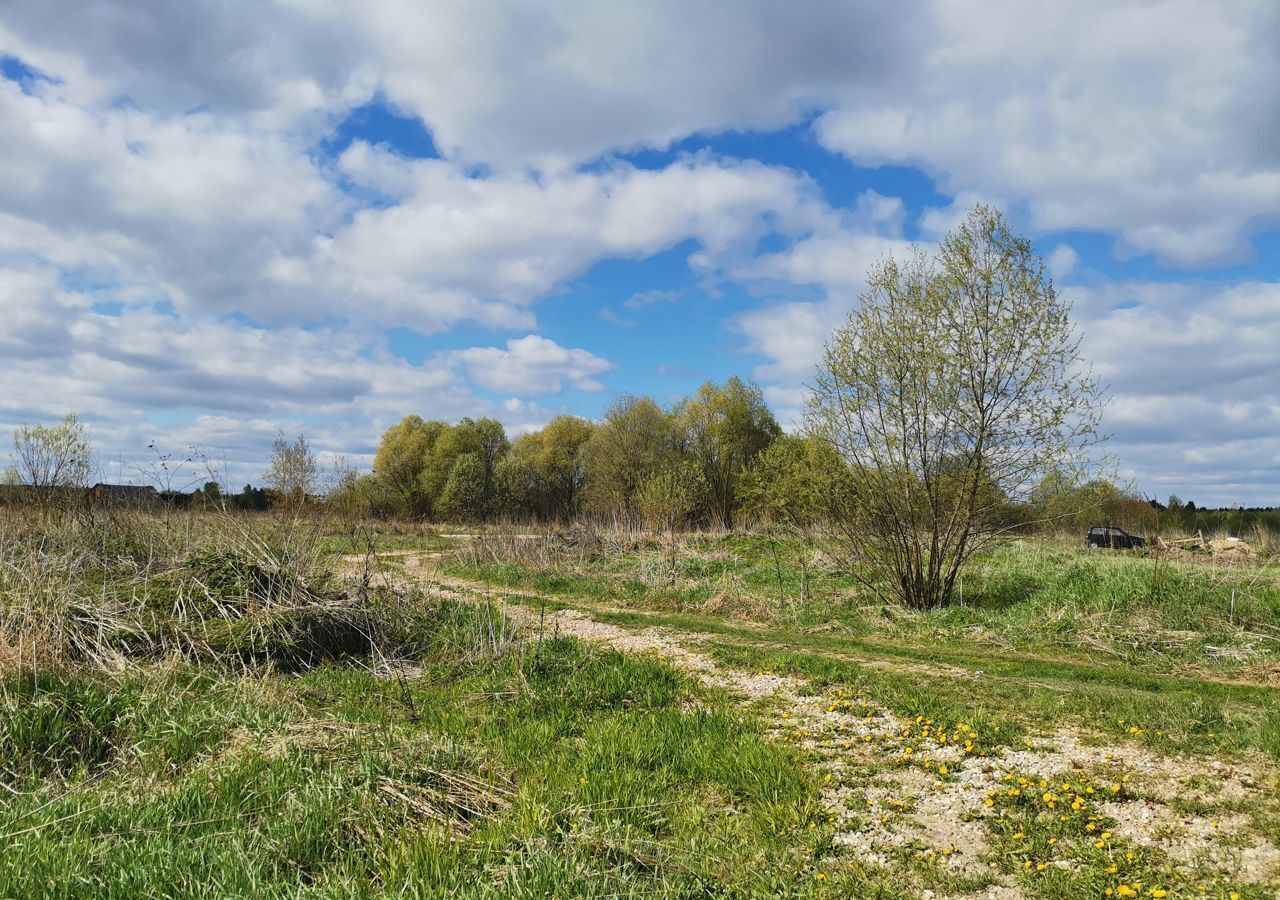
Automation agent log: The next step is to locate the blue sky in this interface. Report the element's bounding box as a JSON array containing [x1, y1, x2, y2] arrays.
[[1, 1, 1278, 505]]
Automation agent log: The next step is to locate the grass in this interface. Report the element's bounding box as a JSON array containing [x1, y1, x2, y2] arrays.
[[3, 511, 1278, 896], [443, 530, 1280, 680], [0, 628, 845, 897], [0, 510, 853, 898]]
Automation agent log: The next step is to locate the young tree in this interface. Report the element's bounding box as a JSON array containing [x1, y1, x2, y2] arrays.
[[636, 459, 704, 580], [740, 434, 845, 528], [808, 205, 1104, 609], [420, 418, 508, 516], [435, 453, 488, 522], [11, 412, 93, 492], [265, 432, 317, 509], [676, 376, 780, 529]]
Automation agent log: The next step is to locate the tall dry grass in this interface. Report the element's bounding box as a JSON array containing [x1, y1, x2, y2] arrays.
[[0, 505, 441, 676]]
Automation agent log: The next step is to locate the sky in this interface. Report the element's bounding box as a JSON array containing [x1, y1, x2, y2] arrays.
[[0, 0, 1277, 506]]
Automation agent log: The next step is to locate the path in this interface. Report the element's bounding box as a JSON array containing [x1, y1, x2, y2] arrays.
[[343, 551, 1280, 897]]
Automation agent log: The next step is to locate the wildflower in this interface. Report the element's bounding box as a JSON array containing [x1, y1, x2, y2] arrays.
[[816, 873, 826, 881], [1116, 888, 1137, 898], [1150, 890, 1167, 898]]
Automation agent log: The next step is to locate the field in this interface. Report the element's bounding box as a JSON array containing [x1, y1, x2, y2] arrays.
[[2, 510, 1278, 898]]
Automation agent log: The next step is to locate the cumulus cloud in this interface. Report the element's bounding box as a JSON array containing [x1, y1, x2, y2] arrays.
[[1, 1, 1278, 502], [273, 151, 829, 332], [0, 273, 606, 485], [445, 335, 613, 395]]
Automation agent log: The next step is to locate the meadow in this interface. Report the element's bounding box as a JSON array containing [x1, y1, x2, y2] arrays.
[[2, 507, 1278, 898]]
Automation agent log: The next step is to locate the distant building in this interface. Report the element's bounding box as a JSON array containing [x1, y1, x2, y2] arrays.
[[87, 483, 162, 508]]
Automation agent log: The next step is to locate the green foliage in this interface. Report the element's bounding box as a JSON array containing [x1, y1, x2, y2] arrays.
[[9, 413, 92, 508], [809, 205, 1104, 609], [509, 415, 594, 521], [436, 452, 489, 522], [372, 415, 446, 516], [741, 434, 846, 527], [581, 395, 677, 521], [420, 418, 509, 519], [677, 376, 780, 529]]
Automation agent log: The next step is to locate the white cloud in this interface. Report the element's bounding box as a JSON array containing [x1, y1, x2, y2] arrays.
[[1048, 244, 1079, 281], [271, 152, 827, 332], [0, 276, 603, 485], [445, 335, 613, 395], [815, 1, 1280, 264], [5, 0, 1278, 265]]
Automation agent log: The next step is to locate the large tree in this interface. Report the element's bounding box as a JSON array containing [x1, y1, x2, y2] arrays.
[[372, 415, 445, 516], [676, 376, 780, 529], [807, 205, 1104, 609], [510, 415, 594, 521], [581, 396, 676, 522], [421, 418, 509, 519]]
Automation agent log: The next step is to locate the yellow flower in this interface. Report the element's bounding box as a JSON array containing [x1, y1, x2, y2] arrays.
[[1150, 890, 1167, 898], [815, 873, 826, 881], [1116, 887, 1137, 898]]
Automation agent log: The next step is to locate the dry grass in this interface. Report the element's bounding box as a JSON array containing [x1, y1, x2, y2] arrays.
[[0, 506, 437, 676]]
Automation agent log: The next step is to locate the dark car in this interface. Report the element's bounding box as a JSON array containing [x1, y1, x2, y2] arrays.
[[1085, 525, 1146, 550]]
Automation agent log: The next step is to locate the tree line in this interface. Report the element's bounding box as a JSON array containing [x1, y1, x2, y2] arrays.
[[13, 206, 1270, 610], [344, 376, 802, 529]]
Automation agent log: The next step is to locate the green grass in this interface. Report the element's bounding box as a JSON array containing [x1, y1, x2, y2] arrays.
[[442, 534, 1280, 680], [5, 515, 1279, 897], [0, 620, 850, 898]]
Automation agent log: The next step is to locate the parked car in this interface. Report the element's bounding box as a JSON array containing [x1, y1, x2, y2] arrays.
[[1085, 525, 1146, 550]]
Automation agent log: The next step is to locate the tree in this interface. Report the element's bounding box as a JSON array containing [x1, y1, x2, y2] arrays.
[[420, 418, 508, 517], [808, 205, 1104, 609], [676, 376, 780, 529], [511, 415, 594, 521], [11, 412, 93, 493], [264, 432, 317, 509], [372, 416, 445, 516], [436, 453, 488, 521], [193, 480, 224, 510], [636, 459, 704, 580], [740, 434, 845, 528], [581, 396, 675, 522]]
